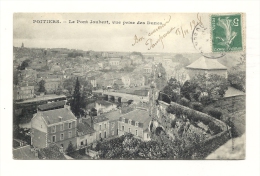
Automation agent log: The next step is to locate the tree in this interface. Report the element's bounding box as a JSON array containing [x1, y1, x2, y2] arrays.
[[113, 83, 119, 90], [71, 77, 81, 118], [38, 80, 46, 93], [153, 63, 167, 91], [66, 141, 76, 154], [190, 73, 229, 102], [161, 78, 181, 102], [17, 60, 30, 70], [181, 81, 196, 101], [172, 54, 190, 66]]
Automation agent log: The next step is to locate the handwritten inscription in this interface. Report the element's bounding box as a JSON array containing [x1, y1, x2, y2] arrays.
[[132, 13, 203, 50]]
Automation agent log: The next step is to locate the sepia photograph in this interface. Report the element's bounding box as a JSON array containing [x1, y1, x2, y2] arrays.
[[12, 13, 247, 160]]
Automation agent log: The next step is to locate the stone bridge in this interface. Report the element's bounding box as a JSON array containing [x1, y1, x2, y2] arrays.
[[92, 90, 149, 103]]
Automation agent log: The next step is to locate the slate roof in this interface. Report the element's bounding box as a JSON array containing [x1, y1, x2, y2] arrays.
[[38, 101, 65, 111], [120, 109, 152, 130], [224, 86, 245, 98], [77, 122, 95, 135], [186, 56, 227, 70], [84, 115, 109, 125], [41, 108, 77, 125]]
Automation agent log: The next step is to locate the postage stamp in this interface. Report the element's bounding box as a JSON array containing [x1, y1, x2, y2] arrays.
[[211, 14, 243, 52]]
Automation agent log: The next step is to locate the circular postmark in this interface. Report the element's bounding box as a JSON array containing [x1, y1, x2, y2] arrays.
[[192, 23, 225, 59]]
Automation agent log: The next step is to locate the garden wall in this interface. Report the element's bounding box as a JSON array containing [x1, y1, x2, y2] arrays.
[[158, 100, 231, 159]]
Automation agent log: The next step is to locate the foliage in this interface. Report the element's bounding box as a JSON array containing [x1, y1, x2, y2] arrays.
[[153, 63, 167, 91], [179, 97, 190, 107], [113, 83, 119, 90], [38, 80, 46, 93], [17, 60, 30, 70], [203, 107, 223, 120], [172, 54, 190, 66], [68, 52, 83, 58], [190, 73, 229, 104], [180, 81, 196, 101], [63, 77, 92, 95], [228, 71, 245, 92], [208, 122, 222, 135], [66, 141, 76, 154], [161, 78, 181, 103], [189, 102, 203, 112]]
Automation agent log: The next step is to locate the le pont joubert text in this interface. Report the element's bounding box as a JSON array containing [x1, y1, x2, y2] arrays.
[[68, 20, 163, 25]]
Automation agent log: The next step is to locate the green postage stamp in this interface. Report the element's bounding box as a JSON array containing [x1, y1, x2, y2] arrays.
[[211, 14, 243, 52]]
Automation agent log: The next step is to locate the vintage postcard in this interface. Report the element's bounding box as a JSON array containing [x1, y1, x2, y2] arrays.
[[13, 13, 246, 160]]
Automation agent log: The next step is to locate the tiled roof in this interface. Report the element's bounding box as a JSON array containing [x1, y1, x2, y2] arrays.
[[103, 110, 121, 121], [41, 108, 76, 125], [186, 56, 227, 70], [77, 122, 95, 135], [38, 101, 65, 111]]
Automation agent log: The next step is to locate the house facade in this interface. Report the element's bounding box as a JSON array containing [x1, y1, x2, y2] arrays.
[[95, 100, 117, 114], [122, 76, 131, 87], [118, 109, 152, 141], [31, 106, 77, 152], [76, 118, 96, 149], [85, 116, 110, 141], [14, 85, 34, 100]]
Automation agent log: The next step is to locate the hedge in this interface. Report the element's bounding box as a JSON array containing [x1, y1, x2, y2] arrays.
[[164, 101, 227, 131]]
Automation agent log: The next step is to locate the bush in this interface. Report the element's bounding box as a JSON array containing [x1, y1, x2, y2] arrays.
[[204, 108, 223, 120], [180, 97, 190, 107], [208, 122, 222, 135], [171, 119, 177, 128], [190, 102, 203, 112], [200, 96, 212, 106]]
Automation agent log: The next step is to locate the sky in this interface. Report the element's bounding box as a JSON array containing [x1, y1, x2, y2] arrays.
[[13, 13, 211, 53]]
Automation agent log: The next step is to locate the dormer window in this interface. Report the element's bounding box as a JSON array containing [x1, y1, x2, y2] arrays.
[[135, 122, 139, 127], [122, 118, 125, 123], [51, 126, 56, 133], [128, 119, 132, 125]]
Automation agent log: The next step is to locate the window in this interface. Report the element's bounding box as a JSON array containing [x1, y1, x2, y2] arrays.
[[51, 126, 56, 133], [112, 131, 114, 136], [111, 122, 114, 128], [122, 118, 125, 123], [105, 123, 107, 129], [135, 122, 139, 127], [81, 141, 84, 146], [104, 131, 107, 138], [52, 135, 56, 142], [60, 124, 64, 131], [122, 126, 125, 131], [60, 133, 64, 140], [128, 120, 132, 125], [99, 124, 102, 130], [135, 130, 138, 136], [147, 133, 149, 138], [68, 122, 72, 129], [99, 133, 102, 139], [68, 131, 72, 138], [128, 128, 131, 133]]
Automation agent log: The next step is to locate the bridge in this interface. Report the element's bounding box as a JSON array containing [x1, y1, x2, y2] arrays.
[[92, 90, 149, 103]]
